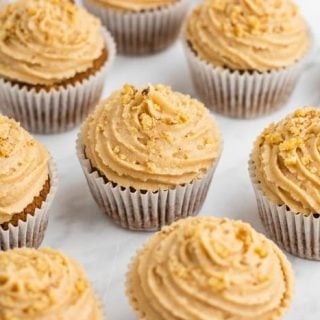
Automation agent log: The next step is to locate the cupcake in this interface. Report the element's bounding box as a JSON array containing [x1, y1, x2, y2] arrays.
[[83, 0, 190, 55], [184, 0, 311, 118], [127, 216, 294, 319], [0, 0, 116, 134], [250, 106, 320, 260], [0, 115, 57, 250], [77, 84, 222, 230], [0, 247, 103, 318]]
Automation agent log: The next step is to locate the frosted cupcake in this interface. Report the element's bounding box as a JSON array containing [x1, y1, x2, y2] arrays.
[[77, 84, 222, 230], [0, 115, 57, 250], [250, 106, 320, 260], [184, 0, 310, 118], [127, 217, 294, 319], [0, 247, 103, 319], [0, 0, 115, 134], [83, 0, 190, 55]]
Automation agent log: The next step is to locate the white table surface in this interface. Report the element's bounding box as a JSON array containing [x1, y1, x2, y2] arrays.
[[32, 0, 320, 319]]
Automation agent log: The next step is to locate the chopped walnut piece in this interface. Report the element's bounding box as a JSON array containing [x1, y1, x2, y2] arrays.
[[265, 133, 283, 145], [279, 137, 302, 152], [254, 246, 268, 258], [139, 113, 156, 130], [284, 157, 297, 166]]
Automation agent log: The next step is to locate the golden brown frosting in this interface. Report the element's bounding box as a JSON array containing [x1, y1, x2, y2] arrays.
[[0, 248, 103, 319], [81, 84, 221, 191], [186, 0, 309, 71], [86, 0, 177, 12], [252, 106, 320, 215], [0, 0, 105, 85], [127, 217, 294, 320], [0, 115, 49, 224]]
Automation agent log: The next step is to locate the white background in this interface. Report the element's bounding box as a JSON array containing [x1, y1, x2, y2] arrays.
[[24, 0, 320, 319]]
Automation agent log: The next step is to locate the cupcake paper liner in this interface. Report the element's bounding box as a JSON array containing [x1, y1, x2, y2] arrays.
[[0, 28, 116, 134], [83, 0, 189, 55], [76, 138, 219, 231], [183, 39, 311, 119], [249, 160, 320, 260], [0, 159, 58, 251]]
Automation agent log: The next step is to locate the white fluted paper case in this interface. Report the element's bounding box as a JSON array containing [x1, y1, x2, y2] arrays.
[[0, 28, 116, 134], [83, 0, 189, 55], [183, 40, 310, 119], [249, 160, 320, 261], [0, 160, 58, 251], [76, 138, 218, 231]]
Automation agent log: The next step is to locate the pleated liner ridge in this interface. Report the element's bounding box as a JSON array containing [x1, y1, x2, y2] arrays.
[[0, 159, 58, 250], [249, 159, 320, 260], [183, 38, 311, 119], [83, 0, 189, 55], [0, 28, 116, 134], [76, 137, 219, 231]]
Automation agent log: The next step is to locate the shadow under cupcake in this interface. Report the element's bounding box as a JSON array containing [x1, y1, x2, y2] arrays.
[[77, 84, 222, 231]]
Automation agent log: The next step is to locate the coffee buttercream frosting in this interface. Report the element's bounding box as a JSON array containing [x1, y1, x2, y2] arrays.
[[0, 0, 104, 85], [186, 0, 309, 71], [127, 217, 294, 320], [252, 106, 320, 215], [0, 247, 103, 319], [85, 0, 177, 11], [0, 115, 49, 224], [81, 84, 221, 191]]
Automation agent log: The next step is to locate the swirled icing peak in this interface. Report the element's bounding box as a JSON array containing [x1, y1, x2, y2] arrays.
[[0, 0, 105, 85], [0, 248, 103, 319], [85, 0, 177, 11], [0, 116, 50, 224], [186, 0, 309, 71], [81, 84, 221, 191], [127, 217, 294, 320], [252, 106, 320, 215]]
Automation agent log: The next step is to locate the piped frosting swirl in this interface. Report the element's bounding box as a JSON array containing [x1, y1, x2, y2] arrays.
[[85, 0, 177, 11], [252, 106, 320, 215], [0, 0, 105, 85], [0, 248, 103, 319], [186, 0, 309, 71], [127, 217, 294, 320], [81, 84, 221, 191], [0, 115, 50, 224]]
